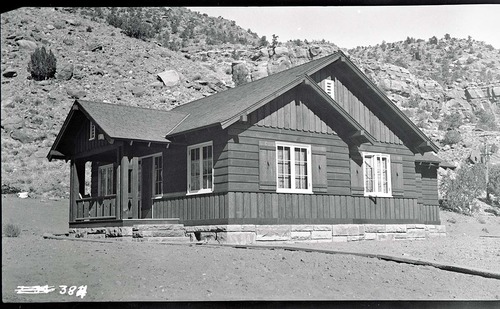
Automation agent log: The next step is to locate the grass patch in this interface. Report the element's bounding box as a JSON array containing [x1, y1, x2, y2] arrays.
[[4, 223, 21, 237]]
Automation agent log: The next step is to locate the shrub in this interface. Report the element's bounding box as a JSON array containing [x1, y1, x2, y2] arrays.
[[440, 163, 486, 214], [442, 130, 461, 145], [487, 164, 500, 205], [4, 223, 21, 237], [439, 112, 463, 130], [475, 109, 498, 131], [27, 47, 57, 81]]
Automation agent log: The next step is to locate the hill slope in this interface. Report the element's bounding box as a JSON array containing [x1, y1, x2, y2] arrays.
[[1, 7, 499, 198]]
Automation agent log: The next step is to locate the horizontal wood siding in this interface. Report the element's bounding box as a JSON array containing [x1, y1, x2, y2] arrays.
[[227, 124, 350, 195], [153, 192, 436, 224]]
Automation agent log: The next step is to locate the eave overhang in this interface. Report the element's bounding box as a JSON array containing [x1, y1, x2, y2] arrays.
[[336, 55, 439, 153]]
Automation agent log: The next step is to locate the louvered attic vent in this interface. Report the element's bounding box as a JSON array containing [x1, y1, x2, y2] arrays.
[[321, 79, 335, 99]]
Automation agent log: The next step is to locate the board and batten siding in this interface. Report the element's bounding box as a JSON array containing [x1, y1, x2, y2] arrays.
[[74, 117, 109, 154], [309, 65, 403, 145], [153, 192, 441, 225]]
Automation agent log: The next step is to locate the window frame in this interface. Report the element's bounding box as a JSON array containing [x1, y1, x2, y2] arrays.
[[187, 141, 214, 195], [89, 121, 96, 141], [362, 152, 392, 197], [275, 141, 313, 194], [98, 163, 114, 197], [152, 153, 163, 198]]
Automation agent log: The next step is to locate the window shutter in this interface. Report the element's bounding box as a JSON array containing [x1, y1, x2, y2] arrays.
[[312, 146, 328, 193], [350, 156, 364, 196], [391, 155, 404, 196], [321, 79, 335, 99], [259, 140, 276, 191]]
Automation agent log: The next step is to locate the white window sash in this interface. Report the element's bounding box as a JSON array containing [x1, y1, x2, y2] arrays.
[[363, 153, 392, 197], [187, 141, 214, 195], [276, 142, 312, 194]]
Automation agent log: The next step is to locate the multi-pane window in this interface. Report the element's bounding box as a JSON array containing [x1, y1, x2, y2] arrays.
[[276, 142, 312, 193], [363, 153, 392, 197], [153, 155, 163, 196], [187, 142, 213, 194], [98, 164, 113, 196], [89, 121, 96, 140]]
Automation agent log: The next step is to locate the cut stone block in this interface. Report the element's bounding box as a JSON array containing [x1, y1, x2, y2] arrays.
[[331, 236, 348, 242], [291, 231, 311, 240], [311, 230, 332, 240], [256, 225, 291, 241], [386, 225, 407, 233]]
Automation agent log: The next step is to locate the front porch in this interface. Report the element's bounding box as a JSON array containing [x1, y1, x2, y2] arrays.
[[68, 141, 171, 227]]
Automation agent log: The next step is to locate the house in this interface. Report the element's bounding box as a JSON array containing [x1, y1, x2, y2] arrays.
[[48, 51, 448, 243]]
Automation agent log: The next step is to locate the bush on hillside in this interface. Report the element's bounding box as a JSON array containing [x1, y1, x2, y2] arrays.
[[27, 47, 57, 81], [475, 109, 498, 131], [442, 130, 462, 145], [441, 163, 486, 214], [438, 112, 463, 130], [487, 165, 500, 205], [4, 223, 21, 237]]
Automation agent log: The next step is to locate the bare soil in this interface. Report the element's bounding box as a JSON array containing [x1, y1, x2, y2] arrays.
[[2, 194, 500, 302]]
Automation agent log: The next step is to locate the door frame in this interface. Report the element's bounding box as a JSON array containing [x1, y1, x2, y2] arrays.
[[137, 152, 163, 219]]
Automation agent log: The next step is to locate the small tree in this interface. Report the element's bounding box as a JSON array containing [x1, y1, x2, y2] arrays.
[[442, 130, 462, 145], [441, 163, 486, 214], [488, 165, 500, 205], [27, 47, 57, 81]]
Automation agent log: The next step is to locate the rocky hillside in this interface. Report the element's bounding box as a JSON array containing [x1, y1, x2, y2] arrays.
[[1, 7, 499, 198]]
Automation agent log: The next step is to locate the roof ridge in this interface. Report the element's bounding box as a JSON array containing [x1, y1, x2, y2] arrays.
[[171, 53, 340, 112], [77, 100, 188, 116]]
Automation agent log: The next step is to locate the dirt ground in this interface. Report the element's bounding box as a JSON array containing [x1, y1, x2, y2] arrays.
[[2, 194, 500, 302]]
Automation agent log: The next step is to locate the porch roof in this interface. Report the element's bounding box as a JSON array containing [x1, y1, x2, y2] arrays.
[[77, 100, 189, 143]]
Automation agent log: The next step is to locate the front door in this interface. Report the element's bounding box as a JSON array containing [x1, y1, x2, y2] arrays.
[[140, 157, 153, 218]]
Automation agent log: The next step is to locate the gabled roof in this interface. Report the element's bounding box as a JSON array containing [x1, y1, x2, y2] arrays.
[[168, 51, 438, 153], [48, 100, 188, 160], [168, 54, 340, 135], [76, 100, 188, 143], [414, 153, 455, 169]]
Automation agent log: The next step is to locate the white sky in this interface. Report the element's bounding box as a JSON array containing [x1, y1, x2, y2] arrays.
[[189, 5, 500, 49]]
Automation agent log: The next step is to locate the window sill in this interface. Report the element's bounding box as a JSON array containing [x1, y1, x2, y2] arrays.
[[186, 190, 214, 196], [276, 189, 313, 194], [364, 193, 393, 198]]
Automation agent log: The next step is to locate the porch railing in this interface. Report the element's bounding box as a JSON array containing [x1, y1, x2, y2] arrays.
[[75, 195, 117, 221]]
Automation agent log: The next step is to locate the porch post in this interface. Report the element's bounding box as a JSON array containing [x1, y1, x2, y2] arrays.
[[120, 154, 130, 219], [115, 148, 121, 220], [131, 157, 139, 219], [69, 160, 84, 222]]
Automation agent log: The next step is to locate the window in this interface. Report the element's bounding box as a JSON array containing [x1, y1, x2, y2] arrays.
[[98, 164, 114, 196], [187, 142, 213, 194], [321, 79, 335, 99], [153, 154, 163, 196], [363, 153, 392, 197], [89, 121, 96, 140], [276, 142, 312, 193]]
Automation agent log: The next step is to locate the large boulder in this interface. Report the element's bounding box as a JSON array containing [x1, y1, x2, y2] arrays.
[[267, 57, 292, 75], [157, 70, 180, 87], [16, 39, 37, 50], [56, 63, 74, 81], [251, 62, 269, 81], [231, 61, 251, 86]]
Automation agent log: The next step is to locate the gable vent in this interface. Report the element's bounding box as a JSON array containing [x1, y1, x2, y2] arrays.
[[321, 79, 335, 99]]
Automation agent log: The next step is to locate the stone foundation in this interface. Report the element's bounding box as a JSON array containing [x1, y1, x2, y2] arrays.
[[69, 223, 446, 245], [184, 224, 446, 244]]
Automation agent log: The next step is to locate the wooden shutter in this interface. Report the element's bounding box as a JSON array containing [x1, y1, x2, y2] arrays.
[[259, 140, 276, 191], [312, 146, 328, 193], [391, 155, 404, 196], [350, 156, 364, 196]]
